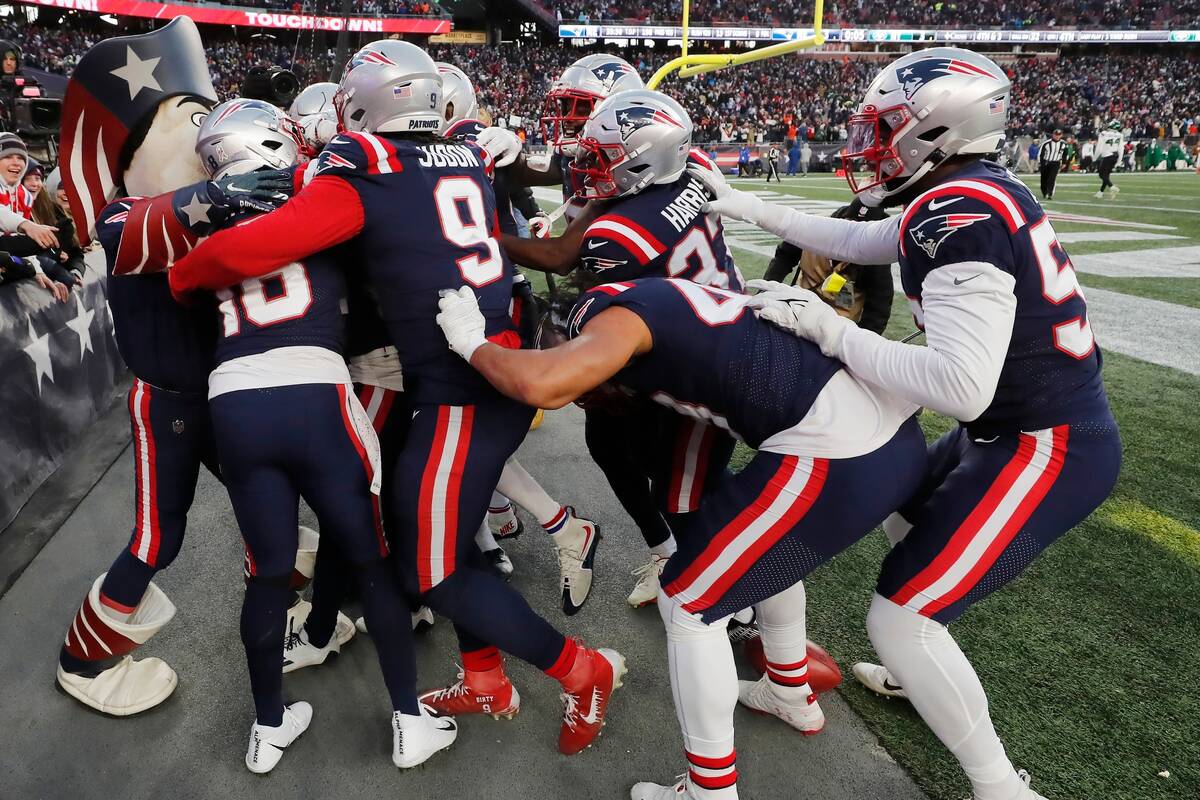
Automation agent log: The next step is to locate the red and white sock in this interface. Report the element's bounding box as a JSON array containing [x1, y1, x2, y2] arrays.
[[496, 458, 562, 525], [756, 581, 814, 700], [686, 749, 738, 798]]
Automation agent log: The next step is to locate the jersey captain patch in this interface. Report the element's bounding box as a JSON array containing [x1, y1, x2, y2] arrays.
[[907, 212, 992, 259]]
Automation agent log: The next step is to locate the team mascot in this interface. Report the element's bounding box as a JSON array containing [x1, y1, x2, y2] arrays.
[[55, 18, 298, 716]]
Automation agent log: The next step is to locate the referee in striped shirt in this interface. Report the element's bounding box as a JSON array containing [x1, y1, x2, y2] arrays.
[[1038, 128, 1068, 200]]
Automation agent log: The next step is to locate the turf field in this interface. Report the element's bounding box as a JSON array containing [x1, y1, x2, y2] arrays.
[[537, 169, 1200, 800]]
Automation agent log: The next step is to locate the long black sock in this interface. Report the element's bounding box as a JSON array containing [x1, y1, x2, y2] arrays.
[[241, 578, 292, 727], [357, 560, 419, 714], [305, 548, 351, 648]]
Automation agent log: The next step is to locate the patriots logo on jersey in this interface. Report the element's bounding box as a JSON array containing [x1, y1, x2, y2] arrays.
[[896, 58, 998, 100], [580, 253, 630, 274], [591, 62, 636, 89], [908, 212, 992, 259], [617, 106, 684, 139], [317, 152, 357, 174]]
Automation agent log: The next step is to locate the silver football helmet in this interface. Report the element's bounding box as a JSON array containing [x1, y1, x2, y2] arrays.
[[335, 40, 442, 135], [195, 98, 304, 179], [289, 81, 338, 118], [571, 89, 691, 200], [542, 53, 644, 154], [436, 62, 479, 131], [843, 47, 1010, 206]]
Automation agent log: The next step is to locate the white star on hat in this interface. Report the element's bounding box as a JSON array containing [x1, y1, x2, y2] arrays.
[[180, 193, 212, 227], [65, 295, 97, 362], [23, 318, 55, 395], [111, 46, 163, 101]]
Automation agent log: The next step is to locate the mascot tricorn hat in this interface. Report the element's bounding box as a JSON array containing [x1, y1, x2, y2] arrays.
[[61, 17, 216, 241]]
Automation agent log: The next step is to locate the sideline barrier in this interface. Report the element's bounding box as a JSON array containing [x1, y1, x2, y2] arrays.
[[0, 251, 125, 530]]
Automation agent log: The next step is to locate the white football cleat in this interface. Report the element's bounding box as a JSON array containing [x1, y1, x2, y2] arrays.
[[392, 703, 459, 768], [334, 611, 356, 647], [1110, 185, 1120, 198], [245, 701, 313, 774], [627, 554, 669, 608], [282, 622, 340, 674], [852, 662, 907, 699], [1015, 769, 1050, 800], [738, 675, 824, 735], [630, 776, 703, 799], [551, 510, 601, 615]]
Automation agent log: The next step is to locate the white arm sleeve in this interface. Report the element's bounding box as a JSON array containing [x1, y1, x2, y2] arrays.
[[0, 205, 26, 233], [756, 203, 900, 265], [829, 261, 1017, 422]]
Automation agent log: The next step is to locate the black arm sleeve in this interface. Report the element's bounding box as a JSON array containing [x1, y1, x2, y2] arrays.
[[763, 239, 804, 283], [855, 263, 894, 335]]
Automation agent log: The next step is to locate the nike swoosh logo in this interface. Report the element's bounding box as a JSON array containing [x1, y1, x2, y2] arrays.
[[927, 197, 961, 210], [954, 274, 981, 285], [586, 240, 606, 250], [883, 679, 904, 692], [580, 695, 603, 725], [435, 719, 456, 731]]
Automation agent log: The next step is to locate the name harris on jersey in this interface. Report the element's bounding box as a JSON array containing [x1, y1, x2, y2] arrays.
[[660, 176, 709, 233]]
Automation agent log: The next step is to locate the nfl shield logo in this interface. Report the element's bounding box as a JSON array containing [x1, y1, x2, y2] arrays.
[[172, 419, 185, 434]]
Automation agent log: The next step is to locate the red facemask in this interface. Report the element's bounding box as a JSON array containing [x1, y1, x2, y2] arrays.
[[841, 104, 913, 196], [569, 136, 628, 199], [541, 89, 599, 151]]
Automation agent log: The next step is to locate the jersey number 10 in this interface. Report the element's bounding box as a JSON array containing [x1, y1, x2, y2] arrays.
[[217, 263, 314, 337]]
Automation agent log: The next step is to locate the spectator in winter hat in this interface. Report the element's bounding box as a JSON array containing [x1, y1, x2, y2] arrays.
[[23, 159, 43, 197]]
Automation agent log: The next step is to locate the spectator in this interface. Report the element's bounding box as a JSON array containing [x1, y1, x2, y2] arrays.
[[0, 132, 33, 219], [787, 140, 800, 175], [23, 160, 43, 197], [737, 143, 751, 176]]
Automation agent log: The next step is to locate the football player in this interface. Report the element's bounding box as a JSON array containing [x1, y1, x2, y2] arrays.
[[54, 18, 298, 718], [167, 40, 625, 756], [185, 98, 455, 774], [503, 89, 741, 608], [434, 276, 924, 800], [696, 47, 1120, 800], [437, 57, 604, 611]]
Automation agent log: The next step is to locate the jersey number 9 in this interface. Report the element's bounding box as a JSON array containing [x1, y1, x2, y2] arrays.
[[434, 177, 505, 288]]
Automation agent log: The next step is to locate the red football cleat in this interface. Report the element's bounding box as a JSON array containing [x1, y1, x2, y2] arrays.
[[743, 638, 843, 695], [419, 667, 521, 720], [558, 647, 627, 755]]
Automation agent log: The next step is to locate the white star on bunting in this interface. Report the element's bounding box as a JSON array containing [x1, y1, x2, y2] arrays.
[[23, 318, 55, 395], [111, 46, 162, 101], [179, 193, 212, 227], [65, 295, 97, 362]]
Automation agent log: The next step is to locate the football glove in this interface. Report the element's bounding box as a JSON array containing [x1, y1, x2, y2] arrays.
[[299, 112, 338, 151], [528, 212, 552, 239], [687, 163, 766, 224], [475, 126, 523, 168], [206, 168, 295, 215], [436, 286, 489, 362], [745, 279, 853, 357]]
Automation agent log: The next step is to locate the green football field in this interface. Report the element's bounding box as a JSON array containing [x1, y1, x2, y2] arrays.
[[537, 169, 1200, 800]]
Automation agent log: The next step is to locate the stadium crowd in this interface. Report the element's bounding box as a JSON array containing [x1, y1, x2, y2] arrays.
[[554, 0, 1200, 28], [431, 42, 1199, 145], [185, 0, 444, 15]]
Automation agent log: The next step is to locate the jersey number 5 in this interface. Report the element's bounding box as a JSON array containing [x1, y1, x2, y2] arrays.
[[434, 177, 505, 287], [1029, 217, 1095, 359], [217, 262, 314, 337]]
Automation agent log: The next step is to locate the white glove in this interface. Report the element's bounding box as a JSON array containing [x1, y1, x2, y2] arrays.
[[686, 164, 766, 224], [475, 126, 523, 167], [744, 279, 853, 358], [528, 212, 551, 239], [436, 287, 489, 361], [300, 112, 337, 150]]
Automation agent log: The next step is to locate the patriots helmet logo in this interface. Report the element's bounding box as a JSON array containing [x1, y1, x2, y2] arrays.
[[591, 61, 636, 89], [616, 105, 684, 140], [896, 58, 998, 100], [908, 211, 992, 259]]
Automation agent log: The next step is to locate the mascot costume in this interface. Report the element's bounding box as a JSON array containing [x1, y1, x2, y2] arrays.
[[56, 17, 306, 716]]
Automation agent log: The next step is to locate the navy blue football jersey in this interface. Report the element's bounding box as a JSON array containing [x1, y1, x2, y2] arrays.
[[211, 241, 347, 365], [315, 131, 518, 404], [898, 159, 1109, 433], [96, 189, 218, 395], [446, 119, 520, 237], [578, 170, 742, 291], [568, 278, 841, 447]]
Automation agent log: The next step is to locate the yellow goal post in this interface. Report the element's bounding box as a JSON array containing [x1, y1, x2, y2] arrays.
[[646, 0, 827, 89]]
